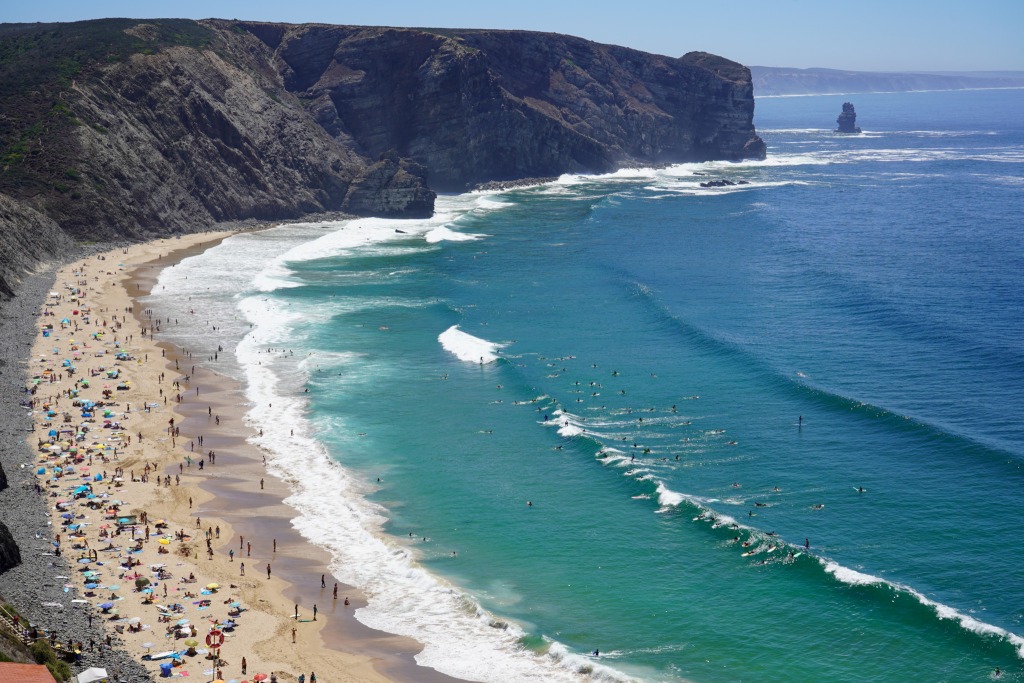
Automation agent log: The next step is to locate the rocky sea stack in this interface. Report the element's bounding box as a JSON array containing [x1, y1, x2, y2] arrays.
[[0, 18, 765, 295], [836, 101, 862, 133]]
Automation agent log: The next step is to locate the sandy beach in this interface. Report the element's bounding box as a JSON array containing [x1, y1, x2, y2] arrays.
[[20, 233, 463, 682]]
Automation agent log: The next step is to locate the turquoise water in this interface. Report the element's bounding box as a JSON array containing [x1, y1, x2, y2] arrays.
[[148, 88, 1024, 682]]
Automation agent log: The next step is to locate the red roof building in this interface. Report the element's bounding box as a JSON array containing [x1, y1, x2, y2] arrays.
[[0, 663, 58, 683]]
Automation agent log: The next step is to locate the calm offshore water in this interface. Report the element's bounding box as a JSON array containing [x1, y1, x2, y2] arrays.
[[148, 88, 1024, 682]]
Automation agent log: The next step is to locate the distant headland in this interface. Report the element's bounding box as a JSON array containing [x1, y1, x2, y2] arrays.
[[751, 65, 1024, 96]]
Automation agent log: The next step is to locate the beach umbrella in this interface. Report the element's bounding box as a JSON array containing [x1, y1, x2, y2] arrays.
[[183, 638, 198, 647], [76, 667, 108, 683], [127, 617, 141, 624], [158, 538, 170, 545], [206, 583, 219, 590], [252, 674, 268, 682], [141, 642, 154, 651], [99, 602, 114, 610], [85, 582, 98, 589]]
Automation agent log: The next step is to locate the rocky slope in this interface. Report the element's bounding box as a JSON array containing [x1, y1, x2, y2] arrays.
[[0, 18, 764, 295]]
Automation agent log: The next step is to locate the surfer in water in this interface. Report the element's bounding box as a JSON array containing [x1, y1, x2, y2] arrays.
[[592, 648, 599, 657]]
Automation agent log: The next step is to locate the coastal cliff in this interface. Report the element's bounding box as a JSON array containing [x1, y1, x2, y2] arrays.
[[0, 18, 764, 294]]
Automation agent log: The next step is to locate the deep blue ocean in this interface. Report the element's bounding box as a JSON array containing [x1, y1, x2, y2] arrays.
[[148, 88, 1024, 682]]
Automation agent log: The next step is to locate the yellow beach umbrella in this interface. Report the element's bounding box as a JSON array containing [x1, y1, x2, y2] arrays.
[[158, 538, 171, 545], [206, 583, 219, 590]]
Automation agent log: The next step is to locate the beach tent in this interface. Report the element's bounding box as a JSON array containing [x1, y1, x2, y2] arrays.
[[77, 667, 109, 683]]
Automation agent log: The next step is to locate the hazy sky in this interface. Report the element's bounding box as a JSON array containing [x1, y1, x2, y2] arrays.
[[5, 0, 1023, 72]]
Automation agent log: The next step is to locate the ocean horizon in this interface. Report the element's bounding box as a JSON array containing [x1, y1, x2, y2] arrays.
[[145, 87, 1024, 682]]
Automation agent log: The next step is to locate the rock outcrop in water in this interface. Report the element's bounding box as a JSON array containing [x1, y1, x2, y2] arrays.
[[0, 18, 764, 295], [835, 102, 862, 134]]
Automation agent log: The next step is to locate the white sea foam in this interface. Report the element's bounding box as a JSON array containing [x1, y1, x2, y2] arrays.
[[438, 325, 505, 364], [426, 226, 488, 243], [655, 482, 685, 509]]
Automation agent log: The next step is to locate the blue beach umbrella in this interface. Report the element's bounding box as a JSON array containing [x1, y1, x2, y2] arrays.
[[100, 602, 114, 610], [85, 583, 98, 589], [77, 558, 91, 564]]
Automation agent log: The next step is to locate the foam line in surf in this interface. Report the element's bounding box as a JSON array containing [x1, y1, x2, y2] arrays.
[[821, 560, 1024, 657]]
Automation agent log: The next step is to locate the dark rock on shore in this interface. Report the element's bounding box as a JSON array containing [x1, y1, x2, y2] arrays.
[[0, 521, 19, 572], [473, 177, 560, 192], [836, 102, 862, 134], [699, 179, 750, 188], [342, 154, 436, 218]]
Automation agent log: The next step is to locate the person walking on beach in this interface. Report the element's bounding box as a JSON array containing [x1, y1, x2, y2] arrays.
[[267, 563, 272, 579], [333, 583, 338, 600], [240, 562, 245, 576], [313, 604, 318, 621], [294, 604, 298, 619], [321, 574, 325, 588], [291, 626, 296, 643]]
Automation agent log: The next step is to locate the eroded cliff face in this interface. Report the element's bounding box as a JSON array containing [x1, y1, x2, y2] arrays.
[[244, 23, 765, 190], [0, 18, 764, 294]]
